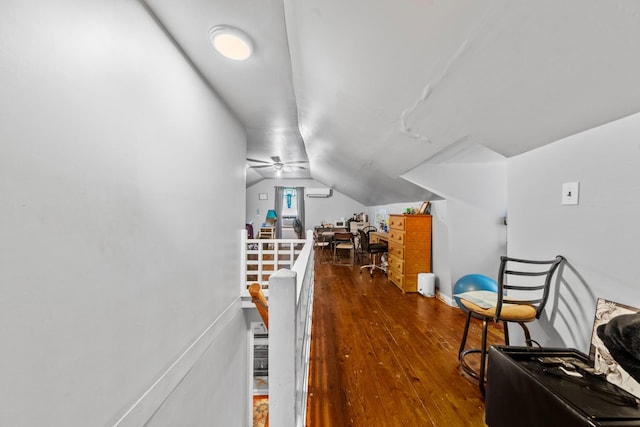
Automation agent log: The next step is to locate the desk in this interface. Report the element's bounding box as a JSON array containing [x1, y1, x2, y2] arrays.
[[369, 231, 388, 244], [486, 346, 640, 427], [319, 229, 348, 247], [321, 228, 348, 237]]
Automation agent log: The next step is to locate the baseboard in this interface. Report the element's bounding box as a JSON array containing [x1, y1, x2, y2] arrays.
[[436, 291, 456, 307]]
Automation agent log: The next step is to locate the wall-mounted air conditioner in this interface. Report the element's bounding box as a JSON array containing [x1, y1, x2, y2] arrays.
[[306, 188, 332, 198]]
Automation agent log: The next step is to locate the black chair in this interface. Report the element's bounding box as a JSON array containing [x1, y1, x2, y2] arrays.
[[455, 255, 565, 396], [354, 226, 376, 261], [361, 225, 376, 234], [293, 218, 304, 239], [358, 229, 388, 276]]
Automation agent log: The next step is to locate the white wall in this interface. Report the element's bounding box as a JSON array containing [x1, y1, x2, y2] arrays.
[[508, 112, 640, 350], [430, 200, 452, 301], [246, 179, 366, 234], [401, 144, 507, 302], [0, 1, 247, 426]]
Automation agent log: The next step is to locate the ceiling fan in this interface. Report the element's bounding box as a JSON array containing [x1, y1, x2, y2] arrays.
[[247, 156, 308, 172]]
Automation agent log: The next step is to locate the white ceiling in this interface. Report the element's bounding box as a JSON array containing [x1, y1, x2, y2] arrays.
[[143, 0, 640, 206]]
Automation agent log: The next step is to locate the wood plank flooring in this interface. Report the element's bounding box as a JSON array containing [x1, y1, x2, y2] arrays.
[[306, 255, 504, 426]]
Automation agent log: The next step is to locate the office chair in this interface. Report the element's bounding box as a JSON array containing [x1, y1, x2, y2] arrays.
[[455, 255, 565, 396], [361, 225, 376, 234], [333, 231, 355, 266], [354, 226, 376, 260], [358, 228, 388, 276]]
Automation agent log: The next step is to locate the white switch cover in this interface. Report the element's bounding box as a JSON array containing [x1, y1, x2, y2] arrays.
[[562, 182, 579, 205]]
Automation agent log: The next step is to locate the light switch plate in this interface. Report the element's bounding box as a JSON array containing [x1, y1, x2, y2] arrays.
[[562, 182, 579, 205]]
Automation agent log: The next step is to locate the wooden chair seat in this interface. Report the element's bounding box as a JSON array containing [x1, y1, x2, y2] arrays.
[[458, 299, 537, 322]]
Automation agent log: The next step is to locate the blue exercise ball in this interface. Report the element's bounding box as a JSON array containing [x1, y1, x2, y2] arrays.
[[453, 274, 498, 308]]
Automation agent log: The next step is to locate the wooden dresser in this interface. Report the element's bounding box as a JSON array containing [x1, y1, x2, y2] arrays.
[[387, 214, 432, 293]]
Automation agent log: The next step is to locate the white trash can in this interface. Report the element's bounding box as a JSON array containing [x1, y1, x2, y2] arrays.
[[417, 272, 436, 297]]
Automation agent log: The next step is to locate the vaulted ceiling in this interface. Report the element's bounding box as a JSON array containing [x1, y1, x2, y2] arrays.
[[143, 0, 640, 206]]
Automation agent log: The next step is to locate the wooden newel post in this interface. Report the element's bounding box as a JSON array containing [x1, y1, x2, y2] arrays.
[[249, 283, 269, 329]]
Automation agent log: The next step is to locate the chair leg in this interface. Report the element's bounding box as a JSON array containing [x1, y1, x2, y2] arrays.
[[370, 253, 376, 275], [321, 245, 331, 263], [518, 322, 533, 348], [458, 312, 489, 396], [359, 251, 387, 276], [479, 317, 489, 397], [315, 238, 332, 264], [458, 312, 491, 397], [333, 245, 354, 266], [370, 252, 379, 275], [458, 311, 472, 361], [503, 320, 510, 346]]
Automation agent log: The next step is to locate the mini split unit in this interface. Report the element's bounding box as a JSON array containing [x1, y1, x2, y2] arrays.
[[306, 188, 332, 198]]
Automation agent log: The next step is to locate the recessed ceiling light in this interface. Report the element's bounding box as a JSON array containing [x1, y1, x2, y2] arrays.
[[208, 25, 253, 61]]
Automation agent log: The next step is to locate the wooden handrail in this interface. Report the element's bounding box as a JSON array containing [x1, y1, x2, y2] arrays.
[[249, 283, 269, 329]]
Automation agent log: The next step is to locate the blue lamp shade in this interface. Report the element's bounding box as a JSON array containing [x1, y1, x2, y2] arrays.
[[265, 209, 277, 226]]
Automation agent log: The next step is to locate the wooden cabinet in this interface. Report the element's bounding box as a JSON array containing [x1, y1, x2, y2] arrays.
[[387, 214, 431, 293], [258, 227, 275, 239]]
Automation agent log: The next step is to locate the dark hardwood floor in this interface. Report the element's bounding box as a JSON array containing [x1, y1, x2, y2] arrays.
[[305, 253, 504, 426]]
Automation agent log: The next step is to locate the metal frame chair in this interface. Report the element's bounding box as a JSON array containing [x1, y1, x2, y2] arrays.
[[456, 255, 565, 396], [358, 228, 388, 276], [332, 231, 355, 266], [313, 228, 331, 263]]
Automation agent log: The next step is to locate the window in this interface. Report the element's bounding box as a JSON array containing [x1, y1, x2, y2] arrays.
[[281, 188, 298, 228]]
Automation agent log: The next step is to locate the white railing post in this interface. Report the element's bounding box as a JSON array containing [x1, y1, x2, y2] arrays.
[[240, 229, 247, 294], [244, 230, 315, 427], [269, 269, 298, 427]]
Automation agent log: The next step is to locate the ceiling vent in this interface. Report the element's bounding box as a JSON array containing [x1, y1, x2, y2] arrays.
[[306, 188, 332, 198]]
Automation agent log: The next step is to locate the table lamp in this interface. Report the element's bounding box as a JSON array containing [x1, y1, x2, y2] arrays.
[[266, 209, 277, 226]]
